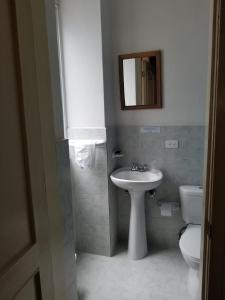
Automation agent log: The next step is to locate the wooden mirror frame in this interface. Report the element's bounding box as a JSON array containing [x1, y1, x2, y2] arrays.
[[119, 50, 162, 110]]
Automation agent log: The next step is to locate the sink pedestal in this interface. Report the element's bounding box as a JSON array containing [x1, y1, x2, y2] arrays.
[[110, 167, 163, 260], [128, 191, 147, 260]]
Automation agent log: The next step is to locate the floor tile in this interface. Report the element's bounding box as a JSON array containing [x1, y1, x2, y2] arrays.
[[77, 247, 194, 300]]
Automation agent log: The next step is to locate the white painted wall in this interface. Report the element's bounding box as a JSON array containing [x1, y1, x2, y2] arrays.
[[45, 0, 65, 139], [60, 0, 105, 129], [112, 0, 210, 126], [101, 0, 116, 127]]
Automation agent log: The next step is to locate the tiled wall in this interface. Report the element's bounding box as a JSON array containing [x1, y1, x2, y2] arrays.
[[113, 126, 205, 248], [106, 127, 118, 255], [56, 139, 77, 300], [70, 143, 111, 256], [69, 125, 205, 255], [69, 128, 118, 256]]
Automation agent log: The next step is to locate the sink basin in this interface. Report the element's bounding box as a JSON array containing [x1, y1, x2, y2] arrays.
[[110, 167, 163, 192], [110, 167, 163, 260]]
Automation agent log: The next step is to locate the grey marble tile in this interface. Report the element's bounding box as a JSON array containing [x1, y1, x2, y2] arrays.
[[70, 148, 108, 196], [106, 126, 119, 255], [108, 180, 118, 255], [70, 136, 111, 256], [70, 125, 205, 257], [114, 126, 205, 248], [56, 139, 77, 300], [76, 193, 109, 218]]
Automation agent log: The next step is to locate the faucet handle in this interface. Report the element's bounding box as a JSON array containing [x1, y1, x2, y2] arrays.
[[138, 164, 149, 172], [131, 163, 138, 171]]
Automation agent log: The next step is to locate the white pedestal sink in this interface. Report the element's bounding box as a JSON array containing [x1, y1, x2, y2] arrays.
[[110, 167, 163, 260]]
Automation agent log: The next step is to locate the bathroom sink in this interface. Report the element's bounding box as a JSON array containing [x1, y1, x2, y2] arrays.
[[110, 167, 163, 191], [110, 166, 163, 260]]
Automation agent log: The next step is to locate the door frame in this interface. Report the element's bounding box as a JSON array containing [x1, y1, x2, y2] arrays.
[[24, 0, 68, 299], [202, 0, 225, 299], [24, 0, 225, 299]]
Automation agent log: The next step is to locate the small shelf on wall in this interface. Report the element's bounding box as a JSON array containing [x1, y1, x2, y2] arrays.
[[112, 150, 125, 159], [69, 139, 106, 148], [95, 140, 106, 147]]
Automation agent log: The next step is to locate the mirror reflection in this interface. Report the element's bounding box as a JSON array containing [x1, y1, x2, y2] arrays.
[[119, 51, 162, 110]]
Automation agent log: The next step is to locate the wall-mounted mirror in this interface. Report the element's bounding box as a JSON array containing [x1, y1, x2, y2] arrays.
[[119, 51, 162, 110]]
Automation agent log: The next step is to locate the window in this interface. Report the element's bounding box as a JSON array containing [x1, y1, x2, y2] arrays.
[[55, 0, 68, 138]]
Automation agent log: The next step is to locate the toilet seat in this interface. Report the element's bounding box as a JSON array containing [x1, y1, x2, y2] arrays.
[[179, 224, 201, 262]]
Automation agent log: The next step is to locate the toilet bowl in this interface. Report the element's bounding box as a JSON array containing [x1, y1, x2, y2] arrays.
[[179, 186, 203, 298], [179, 224, 201, 270]]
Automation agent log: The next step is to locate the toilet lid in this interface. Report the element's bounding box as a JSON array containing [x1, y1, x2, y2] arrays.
[[179, 225, 201, 260]]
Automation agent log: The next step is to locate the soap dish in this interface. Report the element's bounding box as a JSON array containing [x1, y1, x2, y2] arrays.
[[112, 150, 125, 159]]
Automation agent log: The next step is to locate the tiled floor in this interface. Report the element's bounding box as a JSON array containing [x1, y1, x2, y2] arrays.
[[76, 247, 192, 300]]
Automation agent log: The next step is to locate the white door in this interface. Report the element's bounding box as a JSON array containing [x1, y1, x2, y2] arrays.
[[0, 0, 70, 299]]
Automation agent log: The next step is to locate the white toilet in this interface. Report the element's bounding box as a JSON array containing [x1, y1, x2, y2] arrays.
[[179, 186, 203, 298]]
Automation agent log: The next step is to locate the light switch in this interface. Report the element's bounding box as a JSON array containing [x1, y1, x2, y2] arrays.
[[165, 140, 179, 149]]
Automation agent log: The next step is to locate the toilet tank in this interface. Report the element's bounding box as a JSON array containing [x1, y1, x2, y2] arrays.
[[179, 186, 203, 224]]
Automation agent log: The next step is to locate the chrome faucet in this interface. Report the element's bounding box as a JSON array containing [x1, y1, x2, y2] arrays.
[[131, 163, 149, 172], [139, 164, 149, 172], [131, 163, 139, 171]]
